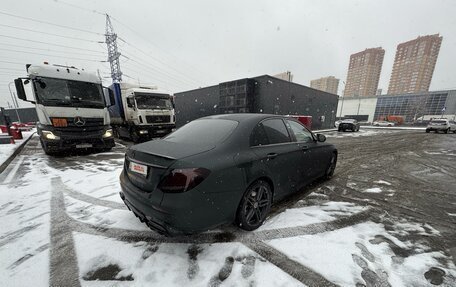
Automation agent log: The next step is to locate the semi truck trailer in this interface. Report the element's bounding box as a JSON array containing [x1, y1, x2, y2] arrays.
[[14, 63, 116, 155], [109, 82, 176, 142]]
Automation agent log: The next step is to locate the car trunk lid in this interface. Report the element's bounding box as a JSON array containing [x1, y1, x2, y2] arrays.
[[125, 140, 214, 192]]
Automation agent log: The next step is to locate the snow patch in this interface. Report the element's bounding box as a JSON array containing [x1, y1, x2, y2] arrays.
[[363, 187, 382, 193]]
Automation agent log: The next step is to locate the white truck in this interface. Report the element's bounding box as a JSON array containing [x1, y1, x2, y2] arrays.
[[108, 82, 176, 142], [14, 63, 116, 155]]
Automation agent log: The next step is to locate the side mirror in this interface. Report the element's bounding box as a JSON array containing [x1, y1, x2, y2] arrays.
[[108, 89, 116, 107], [14, 78, 27, 101], [316, 133, 326, 142], [126, 98, 135, 109]]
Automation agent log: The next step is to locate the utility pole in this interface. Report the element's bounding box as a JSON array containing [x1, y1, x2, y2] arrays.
[[105, 14, 122, 83]]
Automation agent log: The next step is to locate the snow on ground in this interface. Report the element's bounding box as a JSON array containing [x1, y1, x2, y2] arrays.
[[324, 129, 395, 139], [374, 180, 392, 186], [0, 152, 51, 286], [0, 130, 35, 165], [48, 153, 124, 204], [258, 201, 366, 231], [73, 233, 303, 287], [65, 195, 149, 231], [363, 187, 383, 193], [267, 221, 456, 287]]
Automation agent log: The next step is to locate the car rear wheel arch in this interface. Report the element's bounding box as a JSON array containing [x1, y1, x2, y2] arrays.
[[235, 178, 273, 231]]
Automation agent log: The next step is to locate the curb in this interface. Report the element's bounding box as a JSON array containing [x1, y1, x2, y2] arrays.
[[0, 132, 36, 174], [361, 126, 426, 131]]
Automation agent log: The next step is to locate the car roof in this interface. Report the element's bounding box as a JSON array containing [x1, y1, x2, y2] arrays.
[[202, 113, 285, 123]]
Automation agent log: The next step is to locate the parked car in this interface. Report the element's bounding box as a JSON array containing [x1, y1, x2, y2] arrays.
[[334, 120, 342, 128], [337, 119, 360, 132], [119, 114, 338, 235], [426, 119, 456, 133], [373, 120, 395, 127]]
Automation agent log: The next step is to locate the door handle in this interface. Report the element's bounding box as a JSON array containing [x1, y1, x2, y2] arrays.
[[267, 153, 278, 160], [301, 145, 309, 151]]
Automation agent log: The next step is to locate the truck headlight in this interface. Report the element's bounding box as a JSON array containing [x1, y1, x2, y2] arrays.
[[139, 130, 148, 134], [103, 129, 113, 138], [42, 131, 60, 140]]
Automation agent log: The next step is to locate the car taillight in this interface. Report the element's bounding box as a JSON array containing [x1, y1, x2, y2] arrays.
[[158, 168, 211, 193]]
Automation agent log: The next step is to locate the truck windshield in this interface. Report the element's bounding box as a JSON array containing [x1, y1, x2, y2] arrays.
[[134, 93, 172, 110], [33, 77, 105, 108]]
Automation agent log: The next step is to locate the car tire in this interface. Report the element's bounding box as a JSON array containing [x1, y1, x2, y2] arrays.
[[444, 128, 449, 134], [236, 180, 272, 231], [426, 129, 430, 133], [324, 152, 338, 179]]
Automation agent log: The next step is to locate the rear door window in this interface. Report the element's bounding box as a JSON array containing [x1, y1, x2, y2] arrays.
[[261, 119, 291, 145], [250, 123, 269, 146]]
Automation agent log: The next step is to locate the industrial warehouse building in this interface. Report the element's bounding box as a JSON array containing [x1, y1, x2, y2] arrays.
[[337, 89, 456, 123], [175, 75, 339, 130]]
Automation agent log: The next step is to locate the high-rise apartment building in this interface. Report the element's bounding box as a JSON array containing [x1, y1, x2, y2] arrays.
[[344, 47, 385, 97], [273, 71, 293, 82], [387, 34, 443, 95], [310, 76, 340, 94]]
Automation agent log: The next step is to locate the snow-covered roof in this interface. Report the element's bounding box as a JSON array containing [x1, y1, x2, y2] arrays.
[[27, 64, 101, 84]]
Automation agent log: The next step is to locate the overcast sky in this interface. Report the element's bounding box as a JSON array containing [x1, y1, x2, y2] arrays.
[[0, 0, 455, 108]]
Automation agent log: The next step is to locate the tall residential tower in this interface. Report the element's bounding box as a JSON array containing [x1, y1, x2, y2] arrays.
[[387, 34, 443, 95], [310, 76, 340, 95], [343, 47, 385, 97]]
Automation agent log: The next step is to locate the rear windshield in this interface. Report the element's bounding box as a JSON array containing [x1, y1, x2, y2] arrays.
[[430, 120, 447, 124], [164, 119, 238, 145]]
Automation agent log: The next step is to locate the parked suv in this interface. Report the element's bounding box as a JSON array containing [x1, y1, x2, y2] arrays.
[[338, 119, 360, 132], [426, 119, 456, 133]]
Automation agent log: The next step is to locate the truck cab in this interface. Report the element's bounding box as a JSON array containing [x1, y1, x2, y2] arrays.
[[109, 83, 176, 142], [14, 63, 115, 155]]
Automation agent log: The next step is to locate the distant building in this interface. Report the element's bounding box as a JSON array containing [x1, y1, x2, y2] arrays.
[[273, 71, 293, 82], [337, 89, 456, 122], [387, 34, 443, 95], [175, 75, 338, 130], [310, 76, 340, 95], [344, 47, 385, 97]]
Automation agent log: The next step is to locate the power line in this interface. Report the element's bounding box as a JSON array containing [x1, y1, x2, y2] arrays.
[[53, 0, 105, 15], [0, 48, 104, 62], [0, 23, 103, 43], [0, 34, 106, 54], [110, 16, 207, 80], [121, 52, 197, 87], [0, 60, 24, 66], [118, 38, 203, 86], [0, 10, 103, 36], [0, 67, 23, 72], [121, 58, 189, 90], [121, 65, 187, 91], [1, 42, 105, 57]]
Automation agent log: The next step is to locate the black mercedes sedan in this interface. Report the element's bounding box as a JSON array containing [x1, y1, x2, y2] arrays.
[[119, 114, 337, 236]]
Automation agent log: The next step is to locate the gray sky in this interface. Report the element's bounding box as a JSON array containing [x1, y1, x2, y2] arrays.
[[1, 0, 455, 108]]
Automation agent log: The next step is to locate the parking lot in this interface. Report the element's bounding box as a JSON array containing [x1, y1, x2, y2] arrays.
[[1, 128, 455, 286]]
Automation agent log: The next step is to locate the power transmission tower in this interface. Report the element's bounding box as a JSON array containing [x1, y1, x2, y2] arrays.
[[105, 14, 122, 82]]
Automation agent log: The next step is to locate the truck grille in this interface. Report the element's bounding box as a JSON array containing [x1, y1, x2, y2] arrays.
[[146, 115, 170, 124], [51, 117, 104, 132]]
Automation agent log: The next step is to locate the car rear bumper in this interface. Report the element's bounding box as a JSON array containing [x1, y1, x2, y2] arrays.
[[119, 170, 233, 236], [426, 126, 449, 131]]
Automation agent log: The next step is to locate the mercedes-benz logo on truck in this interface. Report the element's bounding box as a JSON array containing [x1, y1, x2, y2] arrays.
[[74, 116, 85, 126]]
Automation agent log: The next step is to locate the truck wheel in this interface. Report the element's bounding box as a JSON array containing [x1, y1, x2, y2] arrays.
[[426, 129, 430, 133]]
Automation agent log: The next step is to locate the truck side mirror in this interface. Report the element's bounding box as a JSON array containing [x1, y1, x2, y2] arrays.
[[14, 78, 27, 101], [108, 89, 116, 107], [127, 98, 135, 108]]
